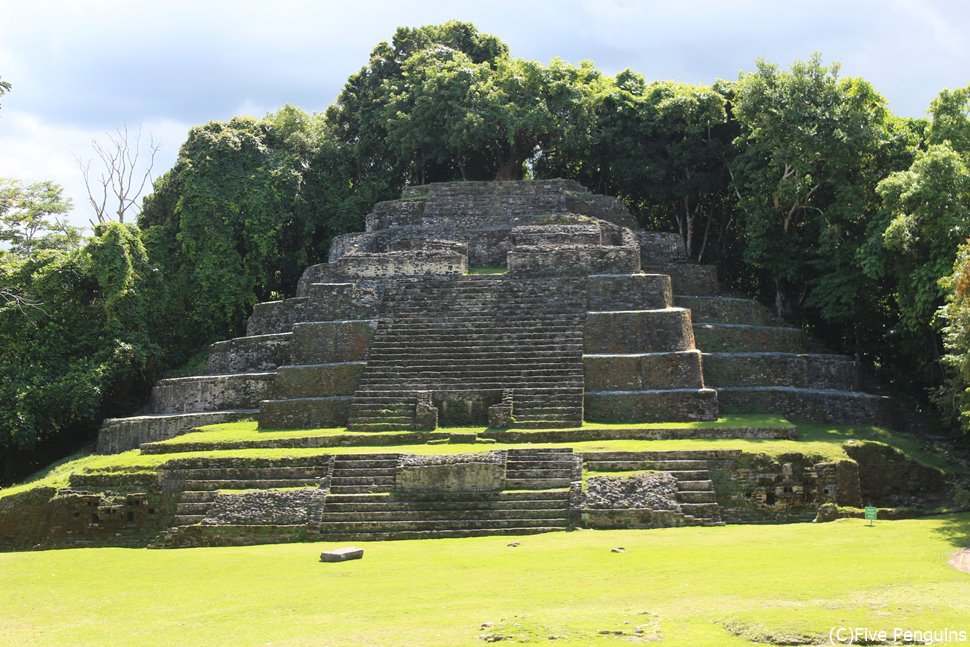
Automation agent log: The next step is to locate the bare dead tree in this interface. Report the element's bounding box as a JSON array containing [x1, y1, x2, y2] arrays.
[[76, 124, 160, 227]]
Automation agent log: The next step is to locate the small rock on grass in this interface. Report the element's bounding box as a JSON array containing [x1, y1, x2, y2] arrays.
[[611, 547, 626, 553]]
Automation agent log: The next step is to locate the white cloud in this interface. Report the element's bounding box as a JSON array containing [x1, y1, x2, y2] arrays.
[[0, 110, 189, 229]]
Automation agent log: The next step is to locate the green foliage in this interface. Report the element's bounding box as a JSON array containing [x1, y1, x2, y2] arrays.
[[928, 84, 970, 152], [936, 241, 970, 435], [731, 54, 891, 320], [0, 178, 81, 255], [876, 143, 970, 331], [139, 108, 339, 357], [0, 225, 159, 461]]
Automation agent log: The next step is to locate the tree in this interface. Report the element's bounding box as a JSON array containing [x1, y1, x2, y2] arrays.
[[139, 108, 331, 358], [928, 84, 970, 153], [876, 143, 970, 331], [0, 223, 159, 482], [326, 21, 510, 187], [0, 178, 81, 255], [935, 240, 970, 435], [76, 124, 160, 226], [730, 54, 890, 319]]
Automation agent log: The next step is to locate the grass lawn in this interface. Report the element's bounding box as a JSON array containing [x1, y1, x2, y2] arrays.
[[0, 515, 968, 646], [0, 416, 955, 500]]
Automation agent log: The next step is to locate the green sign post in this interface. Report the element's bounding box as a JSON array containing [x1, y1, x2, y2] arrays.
[[864, 506, 877, 527]]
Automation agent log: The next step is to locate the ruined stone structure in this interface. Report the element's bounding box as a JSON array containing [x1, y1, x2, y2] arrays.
[[2, 180, 925, 551], [99, 179, 892, 453]]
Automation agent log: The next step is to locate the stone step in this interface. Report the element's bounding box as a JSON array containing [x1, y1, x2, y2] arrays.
[[693, 323, 808, 353], [175, 502, 213, 514], [171, 467, 327, 480], [314, 526, 567, 542], [318, 509, 568, 522], [583, 459, 712, 471], [178, 491, 219, 503], [716, 386, 895, 425], [676, 480, 714, 491], [702, 352, 858, 391], [329, 485, 395, 494], [322, 499, 569, 513], [679, 502, 720, 517], [97, 409, 259, 454], [150, 373, 276, 415], [329, 467, 397, 477], [504, 468, 575, 479], [206, 333, 292, 375], [181, 479, 323, 491], [316, 518, 568, 532], [504, 478, 574, 489], [677, 491, 718, 503], [172, 514, 204, 526], [329, 476, 396, 487], [675, 295, 773, 325]]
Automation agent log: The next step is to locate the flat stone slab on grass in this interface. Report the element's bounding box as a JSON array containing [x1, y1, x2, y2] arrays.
[[320, 547, 364, 563]]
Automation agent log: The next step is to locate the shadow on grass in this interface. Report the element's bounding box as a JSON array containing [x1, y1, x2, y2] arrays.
[[931, 512, 970, 548]]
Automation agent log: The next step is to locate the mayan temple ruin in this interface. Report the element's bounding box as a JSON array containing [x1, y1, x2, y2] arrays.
[[2, 180, 940, 550]]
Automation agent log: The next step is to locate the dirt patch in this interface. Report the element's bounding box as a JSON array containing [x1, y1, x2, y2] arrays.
[[949, 548, 970, 575]]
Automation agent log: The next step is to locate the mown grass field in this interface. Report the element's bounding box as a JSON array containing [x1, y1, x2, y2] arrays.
[[0, 515, 968, 646]]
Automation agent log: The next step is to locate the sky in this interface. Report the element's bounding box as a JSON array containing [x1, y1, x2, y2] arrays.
[[1, 0, 968, 228]]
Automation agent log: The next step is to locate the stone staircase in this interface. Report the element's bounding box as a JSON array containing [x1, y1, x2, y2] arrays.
[[639, 233, 895, 426], [348, 275, 586, 430], [149, 457, 331, 548], [311, 449, 578, 541], [582, 450, 728, 525], [328, 454, 400, 494]]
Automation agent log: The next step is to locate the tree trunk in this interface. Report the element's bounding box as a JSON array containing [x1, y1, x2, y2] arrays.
[[774, 280, 795, 320], [494, 138, 528, 181]]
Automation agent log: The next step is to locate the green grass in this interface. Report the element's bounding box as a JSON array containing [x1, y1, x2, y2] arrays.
[[0, 516, 968, 646], [1, 415, 954, 500], [465, 266, 508, 275], [158, 413, 792, 446]]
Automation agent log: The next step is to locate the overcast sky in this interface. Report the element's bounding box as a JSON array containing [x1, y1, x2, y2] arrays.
[[1, 0, 968, 228]]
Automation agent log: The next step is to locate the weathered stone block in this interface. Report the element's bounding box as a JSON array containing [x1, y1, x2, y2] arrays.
[[676, 296, 771, 326], [203, 489, 319, 526], [303, 283, 380, 321], [257, 396, 352, 430], [654, 264, 719, 296], [272, 362, 366, 398], [365, 198, 426, 232], [584, 309, 695, 354], [321, 547, 364, 562], [584, 351, 704, 390], [702, 352, 857, 390], [97, 410, 256, 453], [636, 232, 686, 265], [716, 387, 896, 426], [508, 245, 640, 276], [692, 323, 808, 353], [395, 453, 506, 492], [488, 401, 513, 428], [333, 249, 467, 279], [587, 273, 671, 311], [584, 389, 718, 422], [151, 373, 276, 414], [246, 297, 308, 336], [207, 334, 291, 374], [414, 392, 438, 431], [289, 320, 376, 364]]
